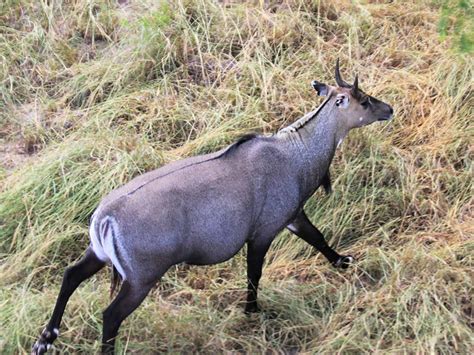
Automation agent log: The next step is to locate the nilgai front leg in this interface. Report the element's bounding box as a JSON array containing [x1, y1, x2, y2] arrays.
[[287, 211, 354, 268], [245, 238, 273, 313]]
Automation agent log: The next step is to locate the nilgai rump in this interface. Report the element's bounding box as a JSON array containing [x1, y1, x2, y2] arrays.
[[33, 60, 394, 354]]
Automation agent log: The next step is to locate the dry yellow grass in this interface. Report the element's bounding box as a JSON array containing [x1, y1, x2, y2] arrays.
[[0, 0, 473, 353]]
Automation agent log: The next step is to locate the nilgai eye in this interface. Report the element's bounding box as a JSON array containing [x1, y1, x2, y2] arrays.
[[361, 99, 370, 108]]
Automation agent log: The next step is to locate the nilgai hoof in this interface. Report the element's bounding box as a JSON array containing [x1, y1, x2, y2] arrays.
[[244, 302, 261, 314], [332, 255, 355, 269], [31, 328, 58, 355]]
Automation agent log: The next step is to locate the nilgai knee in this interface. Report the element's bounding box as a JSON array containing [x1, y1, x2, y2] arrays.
[[33, 60, 393, 354]]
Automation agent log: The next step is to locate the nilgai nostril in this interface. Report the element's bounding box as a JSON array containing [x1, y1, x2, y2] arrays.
[[32, 60, 393, 355]]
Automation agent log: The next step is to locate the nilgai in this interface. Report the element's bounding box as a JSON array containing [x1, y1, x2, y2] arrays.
[[33, 60, 393, 354]]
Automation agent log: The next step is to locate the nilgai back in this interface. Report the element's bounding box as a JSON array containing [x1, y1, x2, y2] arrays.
[[33, 60, 393, 354]]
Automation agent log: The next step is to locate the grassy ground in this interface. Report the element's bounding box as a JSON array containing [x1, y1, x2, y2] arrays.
[[0, 0, 472, 353]]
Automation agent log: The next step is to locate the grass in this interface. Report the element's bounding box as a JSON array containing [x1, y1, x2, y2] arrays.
[[0, 0, 473, 353]]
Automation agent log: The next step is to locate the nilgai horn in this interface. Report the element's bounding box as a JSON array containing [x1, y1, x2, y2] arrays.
[[33, 60, 393, 354]]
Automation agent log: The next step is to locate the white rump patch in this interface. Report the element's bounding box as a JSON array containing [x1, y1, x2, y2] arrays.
[[89, 211, 108, 261], [89, 211, 128, 280]]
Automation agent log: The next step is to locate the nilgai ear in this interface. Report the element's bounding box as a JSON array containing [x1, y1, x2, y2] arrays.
[[335, 93, 350, 108], [311, 81, 329, 96]]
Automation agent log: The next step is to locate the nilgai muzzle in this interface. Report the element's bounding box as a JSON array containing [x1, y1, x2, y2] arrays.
[[33, 60, 393, 354]]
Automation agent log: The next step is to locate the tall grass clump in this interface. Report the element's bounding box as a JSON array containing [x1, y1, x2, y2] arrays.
[[1, 0, 472, 353]]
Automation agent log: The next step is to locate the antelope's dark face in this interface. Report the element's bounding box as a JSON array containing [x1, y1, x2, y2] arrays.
[[312, 59, 394, 129]]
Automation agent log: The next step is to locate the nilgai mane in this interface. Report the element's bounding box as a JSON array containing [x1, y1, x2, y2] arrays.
[[33, 60, 393, 354]]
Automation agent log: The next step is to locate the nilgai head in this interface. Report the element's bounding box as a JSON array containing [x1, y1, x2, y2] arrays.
[[311, 59, 394, 129]]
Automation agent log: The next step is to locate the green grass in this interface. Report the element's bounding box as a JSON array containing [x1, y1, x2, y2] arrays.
[[1, 0, 473, 353]]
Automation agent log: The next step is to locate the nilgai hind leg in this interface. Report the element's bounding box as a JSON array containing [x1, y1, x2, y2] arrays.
[[101, 280, 155, 354], [32, 248, 105, 354]]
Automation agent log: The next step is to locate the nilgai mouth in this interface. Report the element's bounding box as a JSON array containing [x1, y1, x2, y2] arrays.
[[378, 107, 394, 121], [378, 113, 394, 121]]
